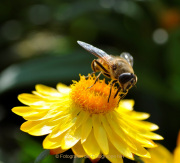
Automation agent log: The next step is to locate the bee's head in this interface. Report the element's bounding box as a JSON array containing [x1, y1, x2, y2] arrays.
[[118, 73, 137, 92]]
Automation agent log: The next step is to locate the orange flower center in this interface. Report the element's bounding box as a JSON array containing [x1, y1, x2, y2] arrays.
[[70, 75, 119, 114]]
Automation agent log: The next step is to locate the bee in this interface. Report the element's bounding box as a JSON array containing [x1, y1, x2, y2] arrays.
[[77, 41, 137, 102]]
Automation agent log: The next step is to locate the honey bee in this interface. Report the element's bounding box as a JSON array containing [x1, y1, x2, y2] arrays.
[[77, 41, 137, 102]]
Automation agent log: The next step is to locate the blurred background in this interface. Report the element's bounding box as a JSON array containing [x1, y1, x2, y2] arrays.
[[0, 0, 180, 162]]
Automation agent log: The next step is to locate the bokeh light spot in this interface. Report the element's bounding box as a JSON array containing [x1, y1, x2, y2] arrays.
[[114, 1, 141, 19], [14, 32, 61, 57], [152, 28, 168, 45], [0, 65, 19, 93]]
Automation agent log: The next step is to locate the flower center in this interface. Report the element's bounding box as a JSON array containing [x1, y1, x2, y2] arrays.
[[70, 75, 119, 114]]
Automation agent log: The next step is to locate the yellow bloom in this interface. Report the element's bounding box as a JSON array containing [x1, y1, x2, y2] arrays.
[[142, 131, 180, 163], [12, 75, 163, 163]]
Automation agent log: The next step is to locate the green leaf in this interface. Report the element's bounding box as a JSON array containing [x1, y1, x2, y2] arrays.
[[34, 150, 50, 163]]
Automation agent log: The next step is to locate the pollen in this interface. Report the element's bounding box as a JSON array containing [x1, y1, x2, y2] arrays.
[[70, 75, 119, 114]]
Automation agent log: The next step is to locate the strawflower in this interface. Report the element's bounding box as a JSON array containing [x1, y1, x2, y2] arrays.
[[141, 131, 180, 163], [12, 75, 163, 163]]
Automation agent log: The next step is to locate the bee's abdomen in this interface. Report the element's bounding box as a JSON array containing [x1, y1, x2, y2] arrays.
[[91, 59, 99, 72], [92, 59, 109, 72]]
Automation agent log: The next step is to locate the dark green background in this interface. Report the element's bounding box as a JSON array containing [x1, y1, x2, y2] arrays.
[[0, 0, 180, 162]]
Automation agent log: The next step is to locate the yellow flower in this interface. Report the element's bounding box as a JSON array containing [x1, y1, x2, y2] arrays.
[[12, 75, 163, 163], [142, 131, 180, 163]]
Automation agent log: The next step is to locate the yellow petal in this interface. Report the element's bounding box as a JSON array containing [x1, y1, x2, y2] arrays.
[[18, 94, 46, 105], [114, 113, 157, 148], [12, 106, 49, 120], [32, 91, 61, 100], [138, 130, 164, 140], [12, 106, 33, 115], [41, 102, 74, 120], [126, 111, 150, 120], [72, 141, 87, 157], [35, 84, 62, 97], [92, 114, 109, 155], [49, 116, 77, 138], [21, 114, 73, 136], [23, 112, 48, 121], [108, 119, 151, 159], [12, 106, 45, 116], [41, 110, 76, 137], [57, 83, 71, 94], [121, 122, 156, 148], [29, 105, 50, 110], [82, 130, 100, 159], [43, 111, 87, 150], [129, 143, 151, 158], [74, 111, 90, 128], [81, 116, 93, 143], [49, 109, 83, 138], [142, 144, 173, 163], [117, 100, 134, 112], [105, 141, 123, 163], [116, 112, 159, 131], [106, 113, 137, 150], [61, 125, 81, 150], [135, 121, 159, 131], [21, 120, 56, 136], [125, 119, 159, 131], [20, 121, 39, 132], [43, 131, 66, 149], [100, 115, 134, 160]]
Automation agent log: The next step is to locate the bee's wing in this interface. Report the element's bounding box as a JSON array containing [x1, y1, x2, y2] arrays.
[[77, 41, 112, 64], [120, 52, 134, 67]]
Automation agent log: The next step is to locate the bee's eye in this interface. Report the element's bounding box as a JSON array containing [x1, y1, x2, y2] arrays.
[[119, 73, 133, 84], [112, 64, 117, 70]]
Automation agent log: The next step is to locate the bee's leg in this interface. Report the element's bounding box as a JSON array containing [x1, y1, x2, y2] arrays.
[[114, 86, 121, 99], [120, 92, 128, 99], [117, 90, 128, 103], [108, 80, 117, 102], [85, 72, 95, 79], [87, 72, 102, 89], [117, 96, 122, 105]]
